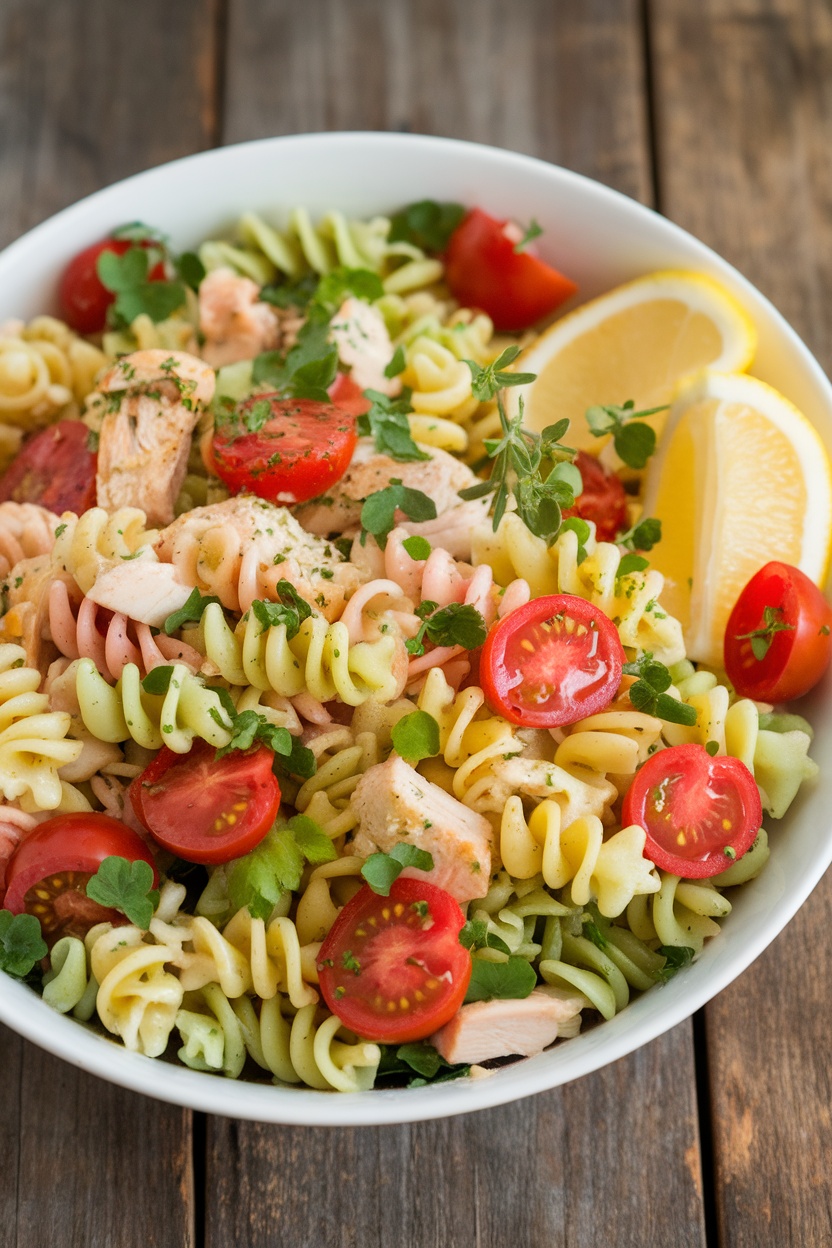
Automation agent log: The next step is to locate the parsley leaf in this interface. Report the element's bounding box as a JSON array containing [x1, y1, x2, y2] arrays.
[[513, 219, 543, 253], [384, 345, 407, 379], [402, 535, 431, 561], [96, 246, 186, 327], [622, 652, 698, 725], [360, 844, 434, 896], [616, 553, 649, 579], [617, 517, 662, 552], [360, 480, 437, 549], [375, 1041, 470, 1088], [735, 604, 795, 662], [459, 917, 511, 956], [176, 251, 206, 291], [463, 955, 537, 1003], [215, 709, 294, 759], [250, 581, 313, 641], [405, 602, 488, 657], [388, 200, 466, 253], [86, 856, 159, 930], [141, 665, 175, 695], [391, 710, 441, 764], [653, 945, 696, 983], [259, 271, 319, 311], [357, 388, 428, 462], [163, 588, 221, 635], [316, 267, 385, 313], [0, 910, 47, 977], [585, 400, 667, 469], [226, 815, 332, 920]]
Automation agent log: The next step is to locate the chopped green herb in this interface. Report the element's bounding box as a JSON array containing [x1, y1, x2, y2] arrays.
[[391, 710, 441, 764], [653, 945, 695, 983], [463, 955, 537, 1003], [141, 665, 174, 695], [405, 601, 487, 657], [402, 535, 431, 561], [384, 345, 407, 378], [163, 588, 221, 635], [360, 480, 436, 549], [459, 918, 511, 956], [357, 388, 428, 462], [735, 604, 795, 662], [622, 652, 698, 726], [388, 200, 466, 253], [513, 218, 543, 253], [0, 910, 47, 977], [360, 844, 434, 896], [618, 517, 662, 552]]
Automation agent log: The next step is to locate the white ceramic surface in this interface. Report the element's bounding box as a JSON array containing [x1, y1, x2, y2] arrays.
[[0, 132, 830, 1126]]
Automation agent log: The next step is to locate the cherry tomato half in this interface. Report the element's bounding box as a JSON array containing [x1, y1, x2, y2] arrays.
[[328, 372, 371, 417], [444, 208, 578, 332], [211, 394, 359, 505], [58, 236, 166, 335], [481, 593, 624, 728], [130, 740, 281, 865], [3, 813, 158, 945], [622, 744, 762, 879], [317, 877, 471, 1043], [723, 561, 832, 703], [0, 420, 97, 514], [562, 451, 628, 543]]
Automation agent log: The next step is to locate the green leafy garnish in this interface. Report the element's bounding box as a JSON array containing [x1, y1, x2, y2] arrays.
[[705, 740, 720, 757], [250, 580, 313, 641], [176, 251, 206, 291], [0, 910, 47, 977], [618, 517, 662, 553], [388, 200, 466, 253], [357, 388, 428, 462], [227, 815, 335, 920], [259, 271, 319, 311], [585, 400, 667, 469], [213, 705, 316, 780], [459, 917, 511, 956], [513, 219, 543, 253], [97, 246, 186, 327], [391, 710, 441, 764], [86, 856, 159, 930], [376, 1041, 470, 1088], [141, 665, 174, 695], [360, 480, 437, 549], [384, 345, 407, 379], [735, 605, 795, 662], [465, 345, 536, 404], [616, 553, 649, 579], [463, 955, 537, 1003], [622, 653, 698, 726], [653, 945, 695, 983], [560, 516, 591, 563], [405, 601, 487, 657], [163, 588, 221, 636], [360, 844, 434, 896], [402, 535, 431, 561]]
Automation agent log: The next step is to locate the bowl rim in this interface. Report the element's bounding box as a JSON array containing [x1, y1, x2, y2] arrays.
[[1, 129, 830, 1126]]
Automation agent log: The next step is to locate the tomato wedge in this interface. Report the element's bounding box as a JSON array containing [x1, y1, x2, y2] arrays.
[[328, 372, 371, 417], [58, 236, 166, 335], [723, 561, 832, 703], [481, 593, 624, 728], [622, 744, 762, 879], [211, 393, 358, 505], [0, 420, 97, 514], [317, 878, 471, 1043], [562, 451, 628, 543], [130, 740, 281, 864], [3, 813, 158, 945], [444, 207, 577, 331]]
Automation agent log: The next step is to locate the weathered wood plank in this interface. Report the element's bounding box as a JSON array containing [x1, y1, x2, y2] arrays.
[[206, 1029, 705, 1248], [221, 0, 652, 202], [0, 0, 221, 249], [650, 1, 832, 1243], [209, 5, 706, 1246], [0, 1025, 23, 1248]]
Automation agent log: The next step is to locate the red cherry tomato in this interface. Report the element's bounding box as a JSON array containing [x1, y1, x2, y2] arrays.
[[444, 208, 578, 331], [328, 372, 371, 417], [622, 744, 762, 879], [317, 877, 471, 1043], [58, 236, 166, 335], [481, 593, 624, 728], [3, 813, 158, 945], [561, 451, 628, 543], [211, 394, 359, 505], [723, 561, 832, 703], [0, 420, 97, 514], [130, 740, 281, 865]]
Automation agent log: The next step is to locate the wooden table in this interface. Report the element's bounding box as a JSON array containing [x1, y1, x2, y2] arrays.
[[1, 1, 830, 1243]]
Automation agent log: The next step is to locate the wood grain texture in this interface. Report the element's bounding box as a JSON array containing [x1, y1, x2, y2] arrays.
[[221, 0, 652, 202], [650, 1, 832, 1243], [0, 0, 221, 249], [205, 1029, 705, 1248]]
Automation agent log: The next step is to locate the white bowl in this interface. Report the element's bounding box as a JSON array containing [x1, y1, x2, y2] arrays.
[[0, 132, 830, 1126]]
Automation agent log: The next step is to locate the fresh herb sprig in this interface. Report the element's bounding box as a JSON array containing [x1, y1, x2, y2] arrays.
[[360, 480, 437, 549], [459, 347, 581, 540], [227, 816, 336, 921], [360, 844, 434, 896], [388, 200, 466, 253], [404, 601, 487, 657], [735, 605, 795, 662], [390, 710, 441, 764], [375, 1041, 470, 1088], [585, 400, 667, 469], [622, 653, 698, 726], [249, 580, 313, 641], [97, 246, 186, 327], [86, 856, 160, 930], [0, 910, 47, 977], [653, 945, 695, 983], [464, 955, 537, 1003], [163, 588, 221, 636], [357, 389, 428, 463], [617, 517, 662, 553]]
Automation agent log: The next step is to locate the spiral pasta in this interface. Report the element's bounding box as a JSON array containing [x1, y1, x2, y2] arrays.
[[400, 337, 479, 421], [0, 502, 60, 579], [0, 643, 83, 809], [88, 922, 184, 1057], [0, 317, 107, 438], [51, 507, 157, 594]]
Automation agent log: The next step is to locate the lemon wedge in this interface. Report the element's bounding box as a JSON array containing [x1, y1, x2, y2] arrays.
[[641, 370, 832, 666], [508, 271, 756, 453]]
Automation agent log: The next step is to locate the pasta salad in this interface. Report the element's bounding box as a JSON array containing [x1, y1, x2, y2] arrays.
[[0, 199, 823, 1093]]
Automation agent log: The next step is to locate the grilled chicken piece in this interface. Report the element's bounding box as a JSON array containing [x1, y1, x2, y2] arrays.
[[350, 755, 493, 903], [430, 986, 586, 1065], [329, 298, 400, 396], [294, 438, 489, 559], [95, 350, 215, 527], [198, 267, 284, 369]]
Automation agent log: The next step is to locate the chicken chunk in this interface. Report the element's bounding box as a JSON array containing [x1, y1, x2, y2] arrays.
[[85, 556, 193, 629], [294, 437, 489, 559], [430, 986, 586, 1065], [95, 350, 215, 527], [329, 298, 400, 396], [154, 494, 363, 619], [475, 755, 618, 828], [350, 755, 493, 903], [198, 267, 283, 369]]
